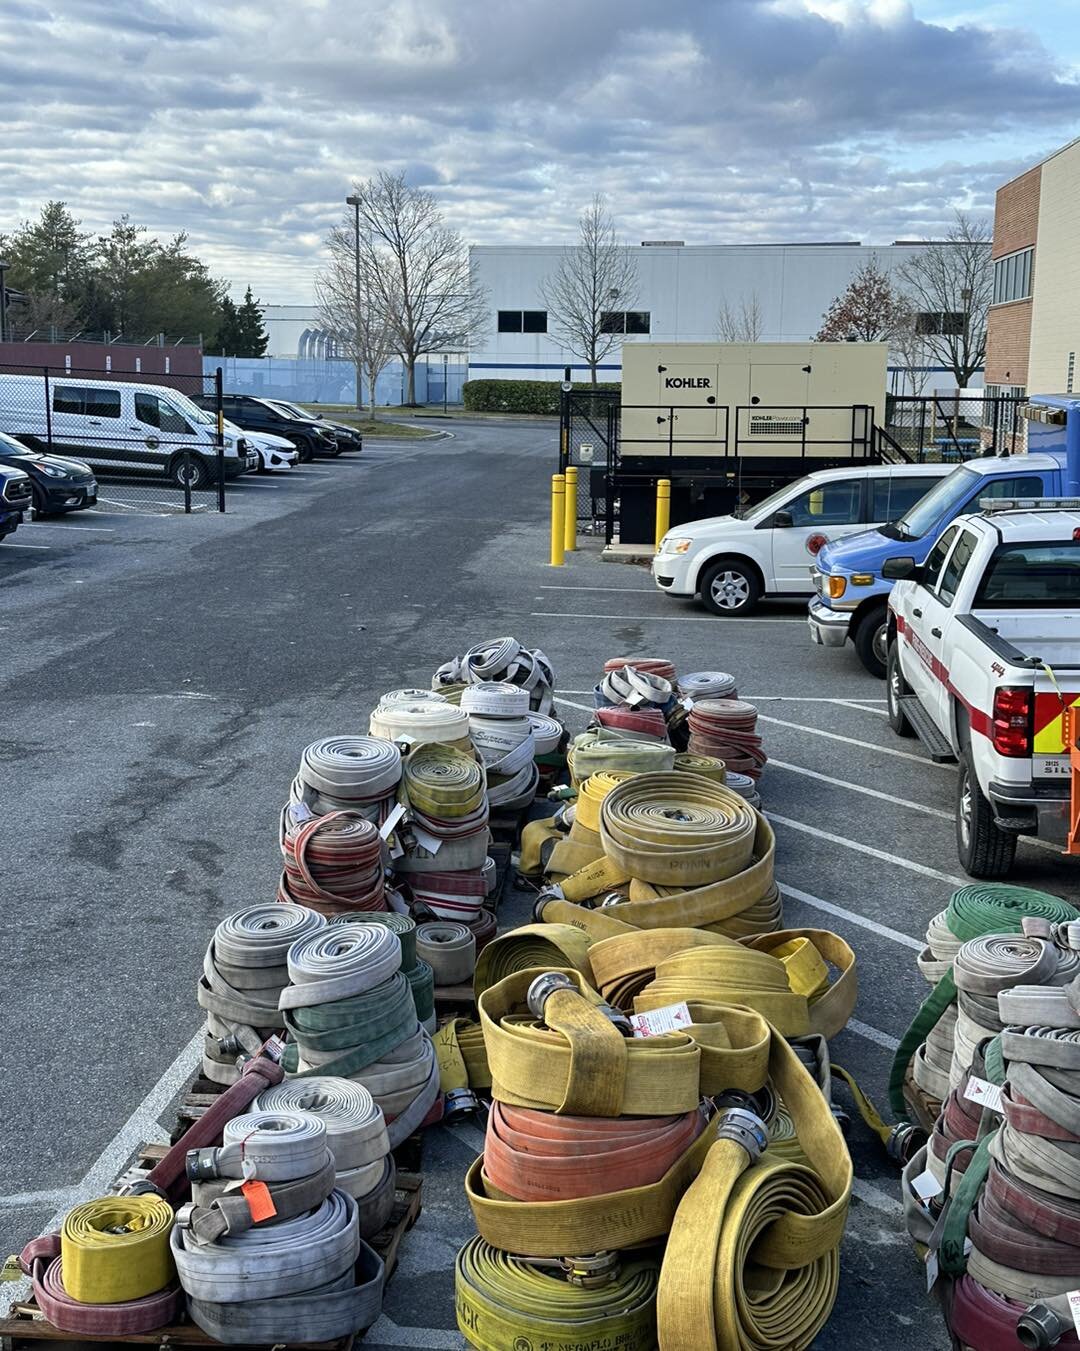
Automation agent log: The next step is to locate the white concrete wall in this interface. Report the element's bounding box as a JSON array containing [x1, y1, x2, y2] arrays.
[[469, 242, 958, 385], [1028, 139, 1080, 395]]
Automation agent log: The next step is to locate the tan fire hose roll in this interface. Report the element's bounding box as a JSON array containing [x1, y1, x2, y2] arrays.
[[465, 1106, 716, 1257], [587, 927, 742, 1008], [416, 922, 477, 986], [478, 967, 700, 1116], [473, 924, 595, 996], [744, 929, 859, 1040], [535, 896, 638, 943], [599, 772, 758, 887], [635, 945, 813, 1036], [682, 1003, 772, 1096], [657, 1028, 852, 1351]]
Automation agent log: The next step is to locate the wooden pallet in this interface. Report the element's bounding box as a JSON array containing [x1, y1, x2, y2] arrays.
[[0, 1176, 422, 1351], [432, 982, 476, 1015]]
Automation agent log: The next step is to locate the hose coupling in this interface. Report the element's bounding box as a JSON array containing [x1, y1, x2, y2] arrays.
[[116, 1179, 170, 1202], [886, 1122, 928, 1166], [532, 891, 561, 923], [1017, 1303, 1071, 1349], [527, 971, 575, 1021], [185, 1147, 225, 1182], [596, 1001, 634, 1037], [443, 1088, 485, 1120], [714, 1085, 775, 1124], [715, 1107, 768, 1161], [560, 1251, 619, 1288]]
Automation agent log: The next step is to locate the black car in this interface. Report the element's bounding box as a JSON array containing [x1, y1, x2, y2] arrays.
[[264, 400, 363, 454], [0, 430, 97, 516], [194, 394, 339, 462]]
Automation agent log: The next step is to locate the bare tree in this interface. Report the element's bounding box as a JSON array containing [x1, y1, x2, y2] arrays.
[[890, 314, 930, 398], [897, 212, 993, 388], [715, 292, 764, 342], [816, 260, 910, 342], [541, 195, 638, 384], [339, 171, 487, 405], [316, 220, 397, 417]]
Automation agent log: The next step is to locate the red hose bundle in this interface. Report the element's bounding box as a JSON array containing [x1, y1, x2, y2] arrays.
[[409, 868, 487, 922], [594, 704, 669, 739], [468, 907, 498, 952], [603, 657, 677, 682], [279, 809, 386, 915], [687, 699, 767, 779]]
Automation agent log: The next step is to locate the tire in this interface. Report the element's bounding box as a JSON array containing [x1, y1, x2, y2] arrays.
[[699, 558, 762, 617], [290, 437, 313, 464], [886, 642, 915, 737], [170, 455, 209, 490], [956, 748, 1016, 878], [853, 604, 888, 678], [31, 485, 52, 519]]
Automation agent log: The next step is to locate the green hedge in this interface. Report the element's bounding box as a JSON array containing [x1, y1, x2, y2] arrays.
[[462, 378, 620, 414]]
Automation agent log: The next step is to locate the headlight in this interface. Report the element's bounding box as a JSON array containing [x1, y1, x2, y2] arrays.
[[663, 538, 693, 554], [38, 463, 66, 478], [827, 576, 847, 599]]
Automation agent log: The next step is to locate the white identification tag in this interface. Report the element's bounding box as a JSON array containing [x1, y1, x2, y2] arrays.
[[964, 1077, 1004, 1113], [410, 824, 443, 855], [631, 1002, 692, 1037], [909, 1169, 941, 1203], [926, 1250, 939, 1292], [1067, 1290, 1080, 1336], [379, 803, 406, 841], [289, 802, 313, 823]]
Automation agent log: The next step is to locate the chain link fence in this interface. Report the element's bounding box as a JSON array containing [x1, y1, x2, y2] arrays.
[[884, 393, 1027, 462], [0, 363, 236, 514]]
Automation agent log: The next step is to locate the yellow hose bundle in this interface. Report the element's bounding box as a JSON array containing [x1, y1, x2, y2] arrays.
[[402, 743, 485, 817], [478, 967, 700, 1116], [635, 944, 812, 1036], [587, 927, 739, 1007], [682, 1003, 772, 1096], [435, 1016, 491, 1092], [545, 771, 636, 877], [60, 1196, 175, 1305], [473, 923, 594, 995], [673, 752, 727, 782], [567, 730, 676, 786], [657, 1029, 852, 1351], [744, 929, 858, 1040]]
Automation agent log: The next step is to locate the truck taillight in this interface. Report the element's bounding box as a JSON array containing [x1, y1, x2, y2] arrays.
[[992, 686, 1032, 757]]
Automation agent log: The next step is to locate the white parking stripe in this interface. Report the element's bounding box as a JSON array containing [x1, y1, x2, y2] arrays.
[[847, 1018, 901, 1052], [769, 811, 973, 886], [539, 585, 659, 594], [778, 883, 923, 951], [2, 542, 52, 549], [530, 610, 802, 624], [757, 713, 952, 769], [26, 523, 115, 533], [741, 695, 887, 705]]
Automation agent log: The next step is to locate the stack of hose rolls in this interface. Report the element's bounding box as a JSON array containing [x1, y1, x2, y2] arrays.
[[278, 808, 386, 915], [328, 910, 436, 1034], [890, 884, 1079, 1129], [687, 699, 767, 779], [461, 682, 538, 811], [279, 923, 439, 1146], [434, 637, 556, 716], [289, 736, 402, 824], [417, 920, 477, 986], [171, 1110, 385, 1343], [677, 670, 738, 701], [254, 1078, 395, 1236], [370, 696, 471, 750], [18, 1195, 180, 1334], [397, 742, 490, 922], [198, 903, 325, 1086]]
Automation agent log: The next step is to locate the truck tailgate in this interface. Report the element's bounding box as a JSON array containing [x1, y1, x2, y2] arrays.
[[1033, 679, 1080, 772]]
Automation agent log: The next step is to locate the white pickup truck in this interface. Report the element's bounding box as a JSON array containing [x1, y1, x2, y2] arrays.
[[883, 499, 1080, 878]]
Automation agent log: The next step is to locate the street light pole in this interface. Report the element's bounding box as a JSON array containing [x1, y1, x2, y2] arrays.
[[345, 194, 362, 413]]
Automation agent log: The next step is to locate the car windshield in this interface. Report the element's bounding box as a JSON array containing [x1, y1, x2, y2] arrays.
[[0, 431, 36, 457], [893, 466, 979, 540], [271, 401, 311, 419], [736, 475, 819, 521], [257, 399, 304, 419], [166, 391, 215, 426]]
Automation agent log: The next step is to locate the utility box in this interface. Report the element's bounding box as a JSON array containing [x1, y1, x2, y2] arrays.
[[615, 341, 888, 542]]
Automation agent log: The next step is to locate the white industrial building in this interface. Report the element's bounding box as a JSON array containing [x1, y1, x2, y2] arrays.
[[468, 241, 978, 392]]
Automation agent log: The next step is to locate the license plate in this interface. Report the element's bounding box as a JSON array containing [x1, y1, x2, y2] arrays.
[[1035, 755, 1070, 778]]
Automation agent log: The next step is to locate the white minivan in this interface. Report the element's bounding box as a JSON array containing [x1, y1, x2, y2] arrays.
[[0, 374, 258, 489], [652, 462, 953, 615]]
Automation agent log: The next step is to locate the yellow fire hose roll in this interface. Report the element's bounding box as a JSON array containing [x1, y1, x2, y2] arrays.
[[435, 1017, 491, 1092], [478, 967, 700, 1116], [568, 730, 676, 786], [673, 752, 727, 782], [587, 927, 741, 1008], [600, 772, 757, 887], [455, 1237, 659, 1351], [657, 1029, 852, 1351], [683, 1003, 772, 1096], [635, 945, 812, 1036], [473, 923, 594, 996], [744, 929, 858, 1041], [402, 743, 485, 817], [60, 1196, 175, 1305]]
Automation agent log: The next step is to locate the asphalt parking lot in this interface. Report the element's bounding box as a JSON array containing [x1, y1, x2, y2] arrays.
[[3, 417, 1079, 1349]]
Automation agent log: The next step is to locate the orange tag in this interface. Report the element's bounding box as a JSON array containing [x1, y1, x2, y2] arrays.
[[240, 1180, 276, 1222]]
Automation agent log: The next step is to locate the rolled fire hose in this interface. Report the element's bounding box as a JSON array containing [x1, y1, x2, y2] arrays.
[[290, 736, 401, 817], [535, 771, 634, 878], [455, 1237, 658, 1351], [461, 681, 531, 716], [604, 656, 677, 681], [378, 686, 448, 707], [567, 730, 676, 784], [329, 909, 417, 969], [656, 1028, 852, 1351], [678, 671, 737, 700], [417, 921, 477, 985], [369, 697, 470, 746], [58, 1196, 175, 1306], [672, 752, 727, 782], [634, 943, 812, 1036], [280, 924, 402, 1009], [587, 926, 738, 1007], [436, 637, 556, 716], [528, 712, 564, 755], [406, 957, 436, 1028], [593, 704, 668, 738], [599, 665, 673, 709], [278, 809, 385, 914], [687, 699, 767, 779], [254, 1077, 389, 1172], [18, 1234, 181, 1335], [408, 868, 489, 921], [281, 972, 417, 1076], [478, 967, 700, 1117], [187, 1110, 330, 1183], [473, 923, 595, 996]]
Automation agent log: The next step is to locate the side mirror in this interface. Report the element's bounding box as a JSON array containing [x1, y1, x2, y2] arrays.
[[772, 509, 794, 528], [882, 556, 918, 581]]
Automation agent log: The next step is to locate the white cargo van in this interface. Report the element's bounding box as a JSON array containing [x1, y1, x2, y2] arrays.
[[0, 374, 258, 488]]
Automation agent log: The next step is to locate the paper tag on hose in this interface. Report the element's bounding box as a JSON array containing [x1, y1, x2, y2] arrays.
[[411, 824, 443, 855], [379, 803, 406, 841], [241, 1180, 276, 1223], [964, 1077, 1004, 1114], [1, 1255, 22, 1282], [289, 802, 314, 823], [910, 1169, 941, 1203], [1067, 1290, 1080, 1336], [631, 1001, 691, 1037], [925, 1250, 938, 1292]]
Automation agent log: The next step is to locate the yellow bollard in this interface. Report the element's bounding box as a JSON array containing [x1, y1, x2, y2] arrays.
[[655, 478, 671, 551], [550, 474, 566, 566], [564, 465, 578, 552]]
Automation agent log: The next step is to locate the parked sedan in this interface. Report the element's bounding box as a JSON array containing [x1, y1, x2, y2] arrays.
[[0, 430, 97, 516], [264, 400, 364, 454]]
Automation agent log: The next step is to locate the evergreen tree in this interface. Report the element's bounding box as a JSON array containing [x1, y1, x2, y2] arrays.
[[212, 296, 245, 355], [236, 286, 269, 357]]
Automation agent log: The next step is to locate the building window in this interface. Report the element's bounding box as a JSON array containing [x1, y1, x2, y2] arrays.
[[599, 311, 651, 335], [915, 311, 965, 336], [992, 247, 1033, 305], [497, 310, 547, 333]]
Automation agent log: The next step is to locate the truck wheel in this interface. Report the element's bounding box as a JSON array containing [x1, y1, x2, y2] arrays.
[[886, 643, 915, 737], [170, 455, 209, 490], [956, 749, 1016, 878], [853, 605, 888, 678], [699, 559, 761, 617]]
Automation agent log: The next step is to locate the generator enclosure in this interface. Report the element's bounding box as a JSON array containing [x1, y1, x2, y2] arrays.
[[615, 341, 888, 541]]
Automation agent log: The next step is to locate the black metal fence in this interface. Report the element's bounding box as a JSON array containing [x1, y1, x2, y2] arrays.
[[0, 362, 232, 514]]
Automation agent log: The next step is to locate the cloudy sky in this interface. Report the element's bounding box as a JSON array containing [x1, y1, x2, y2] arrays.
[[2, 0, 1078, 303]]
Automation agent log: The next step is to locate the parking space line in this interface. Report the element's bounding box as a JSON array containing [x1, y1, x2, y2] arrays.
[[741, 695, 887, 705], [3, 542, 52, 549], [26, 523, 115, 533], [848, 1018, 901, 1052], [770, 759, 952, 820], [756, 713, 952, 769], [769, 811, 972, 886], [539, 585, 659, 594], [778, 883, 923, 951], [530, 610, 803, 624]]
